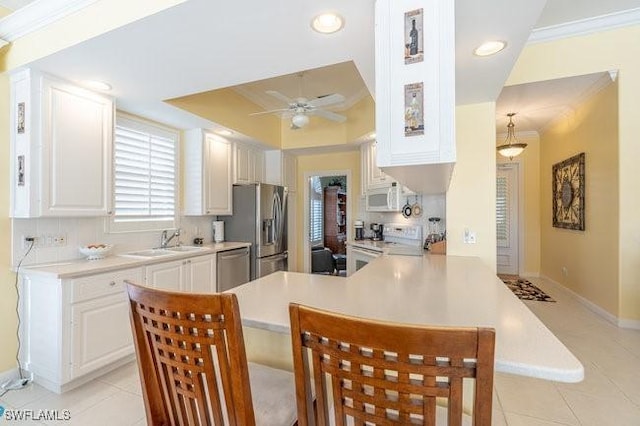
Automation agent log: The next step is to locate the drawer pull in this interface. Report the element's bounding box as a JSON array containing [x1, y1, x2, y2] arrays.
[[109, 281, 116, 287]]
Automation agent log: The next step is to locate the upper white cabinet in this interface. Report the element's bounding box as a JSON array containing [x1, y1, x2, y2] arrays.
[[183, 129, 233, 216], [374, 0, 455, 194], [234, 142, 264, 185], [10, 69, 114, 217], [361, 141, 390, 195], [264, 150, 297, 192]]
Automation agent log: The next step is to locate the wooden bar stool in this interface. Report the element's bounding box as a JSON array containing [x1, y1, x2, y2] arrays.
[[126, 281, 297, 426], [289, 303, 495, 426]]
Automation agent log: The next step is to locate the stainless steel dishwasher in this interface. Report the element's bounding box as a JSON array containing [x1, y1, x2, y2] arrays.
[[217, 247, 250, 292]]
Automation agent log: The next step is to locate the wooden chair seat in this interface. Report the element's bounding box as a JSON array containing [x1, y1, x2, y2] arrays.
[[126, 281, 297, 426], [289, 303, 495, 426]]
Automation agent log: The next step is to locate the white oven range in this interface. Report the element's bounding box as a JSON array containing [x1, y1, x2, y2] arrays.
[[346, 224, 423, 276]]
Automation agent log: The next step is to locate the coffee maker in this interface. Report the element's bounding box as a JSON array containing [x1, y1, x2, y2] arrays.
[[354, 220, 364, 240], [370, 223, 383, 241]]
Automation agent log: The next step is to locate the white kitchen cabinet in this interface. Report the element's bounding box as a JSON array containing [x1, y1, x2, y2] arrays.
[[10, 69, 114, 217], [374, 0, 455, 194], [264, 150, 297, 192], [361, 141, 390, 194], [183, 129, 233, 216], [145, 254, 217, 293], [234, 142, 264, 185], [20, 267, 142, 393]]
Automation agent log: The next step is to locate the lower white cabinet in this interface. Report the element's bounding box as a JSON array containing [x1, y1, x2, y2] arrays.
[[20, 267, 142, 393], [145, 254, 217, 293]]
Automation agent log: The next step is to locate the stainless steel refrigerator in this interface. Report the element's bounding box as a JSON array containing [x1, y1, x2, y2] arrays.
[[221, 183, 288, 280]]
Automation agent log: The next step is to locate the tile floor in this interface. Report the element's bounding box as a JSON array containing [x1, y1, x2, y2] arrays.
[[1, 276, 639, 425]]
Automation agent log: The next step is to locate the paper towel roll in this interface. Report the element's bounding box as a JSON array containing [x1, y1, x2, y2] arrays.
[[213, 221, 224, 243]]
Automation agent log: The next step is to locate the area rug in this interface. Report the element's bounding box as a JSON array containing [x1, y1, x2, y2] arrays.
[[499, 276, 556, 302]]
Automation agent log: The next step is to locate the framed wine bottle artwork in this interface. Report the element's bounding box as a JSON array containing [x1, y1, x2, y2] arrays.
[[404, 9, 424, 64]]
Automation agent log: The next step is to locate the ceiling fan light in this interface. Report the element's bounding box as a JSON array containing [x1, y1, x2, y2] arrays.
[[292, 113, 309, 128], [311, 13, 344, 34]]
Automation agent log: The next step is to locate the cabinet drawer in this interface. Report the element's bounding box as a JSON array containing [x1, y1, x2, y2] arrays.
[[70, 268, 142, 303]]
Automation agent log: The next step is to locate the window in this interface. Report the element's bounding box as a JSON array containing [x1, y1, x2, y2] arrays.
[[309, 177, 323, 246], [109, 114, 179, 232]]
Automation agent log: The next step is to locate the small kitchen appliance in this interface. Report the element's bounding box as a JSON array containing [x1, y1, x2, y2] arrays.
[[370, 223, 383, 241], [354, 220, 364, 240]]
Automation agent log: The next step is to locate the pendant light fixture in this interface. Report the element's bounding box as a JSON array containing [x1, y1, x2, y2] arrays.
[[497, 112, 527, 160]]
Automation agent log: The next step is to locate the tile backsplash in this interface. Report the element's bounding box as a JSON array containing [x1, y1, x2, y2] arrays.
[[356, 193, 446, 241], [11, 216, 216, 267]]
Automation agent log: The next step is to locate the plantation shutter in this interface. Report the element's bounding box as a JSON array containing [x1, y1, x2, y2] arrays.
[[114, 117, 177, 222], [309, 177, 324, 246], [496, 175, 509, 247]]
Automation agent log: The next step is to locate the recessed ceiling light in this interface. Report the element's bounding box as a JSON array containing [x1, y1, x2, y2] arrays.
[[84, 80, 112, 91], [216, 129, 233, 136], [474, 40, 506, 57], [311, 13, 344, 34]]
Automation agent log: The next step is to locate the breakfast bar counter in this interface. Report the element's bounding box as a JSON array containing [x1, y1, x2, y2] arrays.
[[230, 254, 584, 383]]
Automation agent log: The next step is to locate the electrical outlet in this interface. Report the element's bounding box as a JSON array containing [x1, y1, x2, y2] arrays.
[[463, 228, 477, 244], [22, 236, 37, 249], [562, 266, 568, 277], [53, 234, 67, 246]]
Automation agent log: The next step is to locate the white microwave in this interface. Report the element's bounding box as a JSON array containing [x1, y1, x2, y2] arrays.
[[365, 184, 403, 212]]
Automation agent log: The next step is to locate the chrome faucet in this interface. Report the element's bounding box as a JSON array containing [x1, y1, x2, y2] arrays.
[[160, 229, 181, 248]]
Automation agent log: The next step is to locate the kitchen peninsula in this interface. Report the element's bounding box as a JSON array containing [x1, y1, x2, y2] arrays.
[[231, 254, 584, 383]]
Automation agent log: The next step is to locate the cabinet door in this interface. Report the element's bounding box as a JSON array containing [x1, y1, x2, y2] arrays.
[[252, 149, 264, 183], [145, 259, 185, 291], [70, 293, 133, 378], [205, 135, 233, 215], [234, 143, 251, 184], [40, 77, 113, 216], [367, 142, 389, 188], [186, 255, 216, 293]]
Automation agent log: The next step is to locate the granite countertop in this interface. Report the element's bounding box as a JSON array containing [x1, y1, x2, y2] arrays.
[[19, 241, 251, 279], [229, 253, 584, 383]]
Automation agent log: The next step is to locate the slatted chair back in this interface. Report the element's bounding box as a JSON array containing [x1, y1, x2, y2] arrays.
[[289, 303, 495, 426], [126, 281, 255, 426]]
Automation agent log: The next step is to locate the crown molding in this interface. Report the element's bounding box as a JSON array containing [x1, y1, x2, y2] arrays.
[[0, 0, 99, 42], [529, 7, 640, 44]]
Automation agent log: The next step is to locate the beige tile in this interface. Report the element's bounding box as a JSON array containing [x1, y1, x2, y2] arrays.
[[21, 379, 120, 423], [66, 391, 145, 426], [494, 374, 579, 425], [492, 408, 507, 426], [555, 361, 625, 399], [0, 383, 52, 409], [504, 412, 578, 426], [559, 388, 640, 426], [98, 362, 140, 392]]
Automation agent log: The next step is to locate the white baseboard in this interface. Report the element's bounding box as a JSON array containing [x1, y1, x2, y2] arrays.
[[520, 272, 540, 278], [541, 275, 640, 330], [618, 318, 640, 330]]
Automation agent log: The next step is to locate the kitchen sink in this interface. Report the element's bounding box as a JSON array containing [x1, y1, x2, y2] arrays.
[[121, 249, 176, 258], [165, 245, 209, 252], [121, 246, 209, 258]]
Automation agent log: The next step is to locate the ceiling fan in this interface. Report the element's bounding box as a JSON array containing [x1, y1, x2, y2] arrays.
[[249, 88, 347, 130]]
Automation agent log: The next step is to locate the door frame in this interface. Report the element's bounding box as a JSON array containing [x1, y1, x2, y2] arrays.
[[496, 159, 525, 275], [303, 169, 352, 273]]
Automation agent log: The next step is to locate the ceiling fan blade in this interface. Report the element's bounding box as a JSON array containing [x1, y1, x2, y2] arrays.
[[311, 109, 347, 123], [248, 108, 290, 117], [265, 90, 294, 105], [307, 93, 345, 108]]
